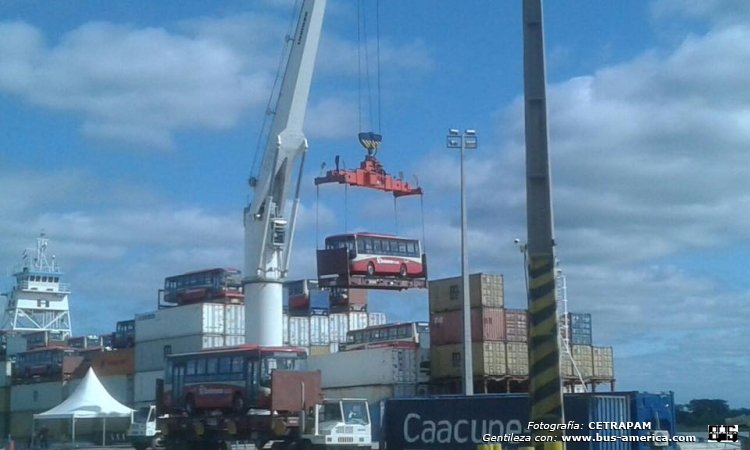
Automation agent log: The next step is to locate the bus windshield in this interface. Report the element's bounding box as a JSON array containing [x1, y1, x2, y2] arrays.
[[259, 355, 304, 388]]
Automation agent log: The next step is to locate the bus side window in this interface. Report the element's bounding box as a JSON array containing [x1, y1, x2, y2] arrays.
[[219, 357, 231, 373], [357, 238, 365, 254], [373, 239, 382, 253], [187, 360, 196, 376], [232, 357, 243, 373], [364, 239, 373, 253], [207, 358, 218, 375]]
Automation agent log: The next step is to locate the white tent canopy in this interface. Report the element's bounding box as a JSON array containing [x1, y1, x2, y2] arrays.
[[33, 367, 134, 446]]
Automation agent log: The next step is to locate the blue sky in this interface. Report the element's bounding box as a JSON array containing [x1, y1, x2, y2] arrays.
[[2, 0, 750, 407]]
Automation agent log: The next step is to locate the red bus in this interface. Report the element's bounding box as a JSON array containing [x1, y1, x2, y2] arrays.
[[324, 233, 425, 278], [14, 346, 78, 379], [162, 268, 243, 305], [164, 345, 308, 415]]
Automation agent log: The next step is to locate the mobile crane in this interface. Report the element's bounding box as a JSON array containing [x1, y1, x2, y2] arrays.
[[243, 0, 325, 347]]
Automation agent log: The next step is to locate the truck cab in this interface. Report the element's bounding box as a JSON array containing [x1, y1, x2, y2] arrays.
[[128, 405, 159, 450], [305, 398, 372, 449]]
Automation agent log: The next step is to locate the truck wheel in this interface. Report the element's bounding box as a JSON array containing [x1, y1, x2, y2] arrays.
[[133, 444, 147, 450]]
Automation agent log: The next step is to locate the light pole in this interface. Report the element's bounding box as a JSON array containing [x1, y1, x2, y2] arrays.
[[447, 128, 477, 395]]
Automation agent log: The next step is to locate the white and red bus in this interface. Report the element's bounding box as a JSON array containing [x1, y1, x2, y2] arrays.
[[324, 233, 425, 278], [164, 344, 307, 415], [162, 268, 243, 305], [344, 321, 429, 351], [14, 346, 78, 379]]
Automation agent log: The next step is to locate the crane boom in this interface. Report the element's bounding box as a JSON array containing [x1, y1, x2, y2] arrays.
[[244, 0, 327, 346]]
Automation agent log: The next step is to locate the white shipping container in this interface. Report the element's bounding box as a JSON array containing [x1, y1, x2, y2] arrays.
[[348, 312, 369, 332], [134, 370, 163, 403], [11, 381, 64, 412], [282, 313, 289, 345], [307, 346, 418, 388], [329, 313, 348, 344], [288, 316, 310, 347], [309, 315, 330, 346], [135, 333, 244, 372], [368, 312, 387, 327], [135, 303, 245, 342]]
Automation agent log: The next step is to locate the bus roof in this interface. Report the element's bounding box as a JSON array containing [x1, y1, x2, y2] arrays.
[[325, 232, 418, 240], [165, 267, 241, 279], [166, 344, 307, 359]]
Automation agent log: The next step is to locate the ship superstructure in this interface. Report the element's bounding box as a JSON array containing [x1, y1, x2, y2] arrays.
[[2, 233, 72, 338]]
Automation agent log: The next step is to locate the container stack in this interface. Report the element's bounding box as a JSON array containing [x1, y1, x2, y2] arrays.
[[284, 310, 387, 355], [427, 273, 614, 394], [429, 273, 507, 391]]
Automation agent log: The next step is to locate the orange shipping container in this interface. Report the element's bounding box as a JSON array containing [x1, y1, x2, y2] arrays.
[[430, 307, 505, 346]]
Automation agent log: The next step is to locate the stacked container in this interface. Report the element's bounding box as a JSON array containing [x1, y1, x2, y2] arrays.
[[505, 342, 529, 376], [567, 312, 593, 345], [428, 273, 505, 381], [592, 346, 614, 378], [504, 308, 528, 342]]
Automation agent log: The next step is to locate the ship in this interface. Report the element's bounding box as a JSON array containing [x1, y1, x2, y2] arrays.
[[1, 233, 73, 339]]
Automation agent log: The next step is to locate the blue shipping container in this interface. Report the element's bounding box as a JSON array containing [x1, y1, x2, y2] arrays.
[[382, 392, 675, 450]]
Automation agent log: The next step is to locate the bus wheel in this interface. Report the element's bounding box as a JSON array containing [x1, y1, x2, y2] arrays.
[[366, 262, 375, 277], [231, 393, 245, 414], [399, 264, 408, 278]]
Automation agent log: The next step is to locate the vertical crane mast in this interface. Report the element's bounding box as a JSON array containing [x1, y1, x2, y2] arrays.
[[244, 0, 326, 346]]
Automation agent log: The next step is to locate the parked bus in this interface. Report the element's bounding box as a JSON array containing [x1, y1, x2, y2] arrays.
[[164, 344, 308, 415], [113, 319, 135, 349], [323, 233, 425, 278], [344, 322, 429, 350], [162, 268, 243, 305], [14, 346, 78, 379]]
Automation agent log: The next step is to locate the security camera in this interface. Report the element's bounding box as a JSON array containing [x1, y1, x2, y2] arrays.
[[513, 238, 520, 244]]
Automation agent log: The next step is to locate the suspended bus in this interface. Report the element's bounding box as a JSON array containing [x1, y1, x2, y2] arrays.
[[161, 268, 243, 306], [316, 232, 427, 290], [164, 344, 309, 415]]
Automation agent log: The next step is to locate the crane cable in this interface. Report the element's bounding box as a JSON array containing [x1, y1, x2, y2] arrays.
[[357, 0, 382, 136]]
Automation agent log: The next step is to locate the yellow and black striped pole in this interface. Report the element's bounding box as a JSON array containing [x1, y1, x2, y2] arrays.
[[522, 0, 565, 449]]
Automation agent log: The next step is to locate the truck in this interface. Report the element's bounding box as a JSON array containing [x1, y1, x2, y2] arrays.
[[129, 393, 372, 450], [128, 345, 371, 450]]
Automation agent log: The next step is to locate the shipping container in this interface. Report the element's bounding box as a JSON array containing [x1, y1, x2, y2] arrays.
[[505, 341, 528, 376], [368, 312, 387, 327], [382, 393, 671, 450], [5, 334, 27, 357], [10, 381, 64, 412], [429, 307, 505, 345], [307, 344, 419, 388], [329, 313, 348, 343], [571, 344, 594, 378], [135, 333, 244, 372], [504, 308, 528, 342], [625, 391, 676, 450], [76, 348, 134, 377], [134, 370, 163, 404], [288, 316, 311, 347], [430, 341, 506, 379], [593, 346, 614, 378], [567, 312, 593, 346], [349, 311, 369, 332], [135, 303, 245, 343], [282, 312, 289, 345], [309, 315, 330, 345], [428, 273, 504, 312]]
